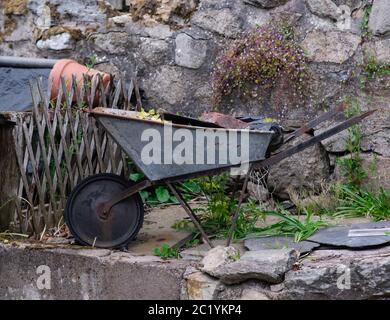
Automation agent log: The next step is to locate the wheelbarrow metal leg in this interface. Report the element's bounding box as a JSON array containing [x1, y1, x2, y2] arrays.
[[226, 165, 253, 247], [166, 182, 214, 248]]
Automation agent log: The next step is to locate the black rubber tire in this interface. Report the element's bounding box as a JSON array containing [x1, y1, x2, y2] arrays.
[[65, 173, 144, 249]]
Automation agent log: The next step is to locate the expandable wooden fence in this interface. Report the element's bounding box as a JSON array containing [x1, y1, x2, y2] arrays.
[[2, 75, 141, 234]]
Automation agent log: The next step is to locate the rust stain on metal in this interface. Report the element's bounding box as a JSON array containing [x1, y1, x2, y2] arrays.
[[200, 112, 249, 129]]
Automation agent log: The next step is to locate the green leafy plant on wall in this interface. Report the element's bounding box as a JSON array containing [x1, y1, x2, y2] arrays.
[[360, 4, 372, 39], [363, 56, 390, 81], [336, 98, 367, 188], [211, 24, 308, 108]]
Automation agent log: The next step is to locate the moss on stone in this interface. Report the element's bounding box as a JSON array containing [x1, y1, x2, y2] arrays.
[[46, 3, 61, 24], [3, 0, 28, 16], [97, 0, 120, 18], [129, 0, 199, 26], [0, 16, 18, 43], [36, 26, 83, 41]]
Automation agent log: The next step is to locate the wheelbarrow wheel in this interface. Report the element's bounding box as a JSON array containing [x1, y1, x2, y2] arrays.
[[65, 173, 144, 249]]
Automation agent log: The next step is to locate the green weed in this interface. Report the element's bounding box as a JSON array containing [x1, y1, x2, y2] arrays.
[[245, 208, 328, 242], [361, 5, 372, 38], [153, 244, 181, 260], [334, 184, 390, 221], [363, 56, 390, 81], [336, 98, 367, 187], [128, 159, 202, 206]]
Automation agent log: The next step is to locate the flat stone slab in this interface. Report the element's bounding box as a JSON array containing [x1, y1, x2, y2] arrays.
[[308, 221, 390, 248], [245, 236, 320, 254]]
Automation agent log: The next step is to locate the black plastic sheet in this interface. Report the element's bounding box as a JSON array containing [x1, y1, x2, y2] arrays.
[[0, 67, 50, 112]]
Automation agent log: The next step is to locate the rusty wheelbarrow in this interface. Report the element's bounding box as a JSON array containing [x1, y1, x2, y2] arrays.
[[64, 105, 374, 249]]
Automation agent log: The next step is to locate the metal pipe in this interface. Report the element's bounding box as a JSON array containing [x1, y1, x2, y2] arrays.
[[0, 56, 58, 68]]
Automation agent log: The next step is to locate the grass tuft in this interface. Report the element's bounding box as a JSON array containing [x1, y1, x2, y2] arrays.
[[334, 184, 390, 221]]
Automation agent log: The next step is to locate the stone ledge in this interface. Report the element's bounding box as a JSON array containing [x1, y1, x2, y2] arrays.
[[0, 243, 192, 300], [279, 246, 390, 300], [2, 242, 390, 299]]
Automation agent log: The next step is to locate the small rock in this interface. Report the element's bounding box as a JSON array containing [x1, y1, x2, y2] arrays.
[[110, 14, 133, 26], [27, 0, 45, 15], [93, 32, 137, 55], [316, 102, 390, 157], [315, 120, 349, 153], [184, 271, 221, 300], [247, 182, 269, 203], [211, 249, 299, 284], [3, 20, 32, 42], [106, 0, 124, 10], [363, 39, 390, 65], [143, 24, 174, 40], [56, 0, 107, 24], [306, 0, 342, 21], [191, 8, 243, 38], [36, 33, 75, 51], [124, 21, 174, 39], [369, 0, 390, 36], [130, 0, 198, 25], [175, 33, 208, 69], [194, 83, 213, 106], [245, 5, 271, 29], [267, 134, 330, 200], [139, 37, 169, 66], [34, 5, 52, 29], [183, 266, 200, 278], [240, 288, 269, 300], [201, 245, 239, 277], [142, 65, 187, 106], [301, 30, 361, 64]]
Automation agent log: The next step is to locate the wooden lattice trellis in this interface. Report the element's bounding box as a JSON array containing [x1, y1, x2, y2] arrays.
[[9, 75, 141, 234]]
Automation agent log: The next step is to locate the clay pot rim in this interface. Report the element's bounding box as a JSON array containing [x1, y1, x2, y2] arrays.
[[49, 59, 76, 84]]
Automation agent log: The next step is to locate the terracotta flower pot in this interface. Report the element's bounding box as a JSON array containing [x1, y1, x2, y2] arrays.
[[49, 59, 111, 102]]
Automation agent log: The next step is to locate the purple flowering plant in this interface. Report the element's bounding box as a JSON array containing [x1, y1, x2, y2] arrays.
[[212, 25, 308, 108]]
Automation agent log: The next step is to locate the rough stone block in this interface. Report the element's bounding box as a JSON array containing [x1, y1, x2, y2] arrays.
[[175, 33, 208, 69], [205, 249, 299, 285], [369, 0, 390, 36]]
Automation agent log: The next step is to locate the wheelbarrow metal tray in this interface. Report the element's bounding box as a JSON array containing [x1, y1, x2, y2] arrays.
[[91, 108, 274, 182]]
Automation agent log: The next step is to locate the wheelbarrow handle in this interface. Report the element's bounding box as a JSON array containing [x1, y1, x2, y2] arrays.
[[253, 109, 376, 170], [226, 109, 375, 246], [284, 103, 347, 144]]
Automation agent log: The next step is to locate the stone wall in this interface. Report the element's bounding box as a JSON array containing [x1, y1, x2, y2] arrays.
[[1, 0, 390, 198], [2, 242, 390, 300]]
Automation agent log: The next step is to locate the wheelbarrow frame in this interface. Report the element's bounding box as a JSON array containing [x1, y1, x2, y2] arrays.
[[86, 105, 375, 249]]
